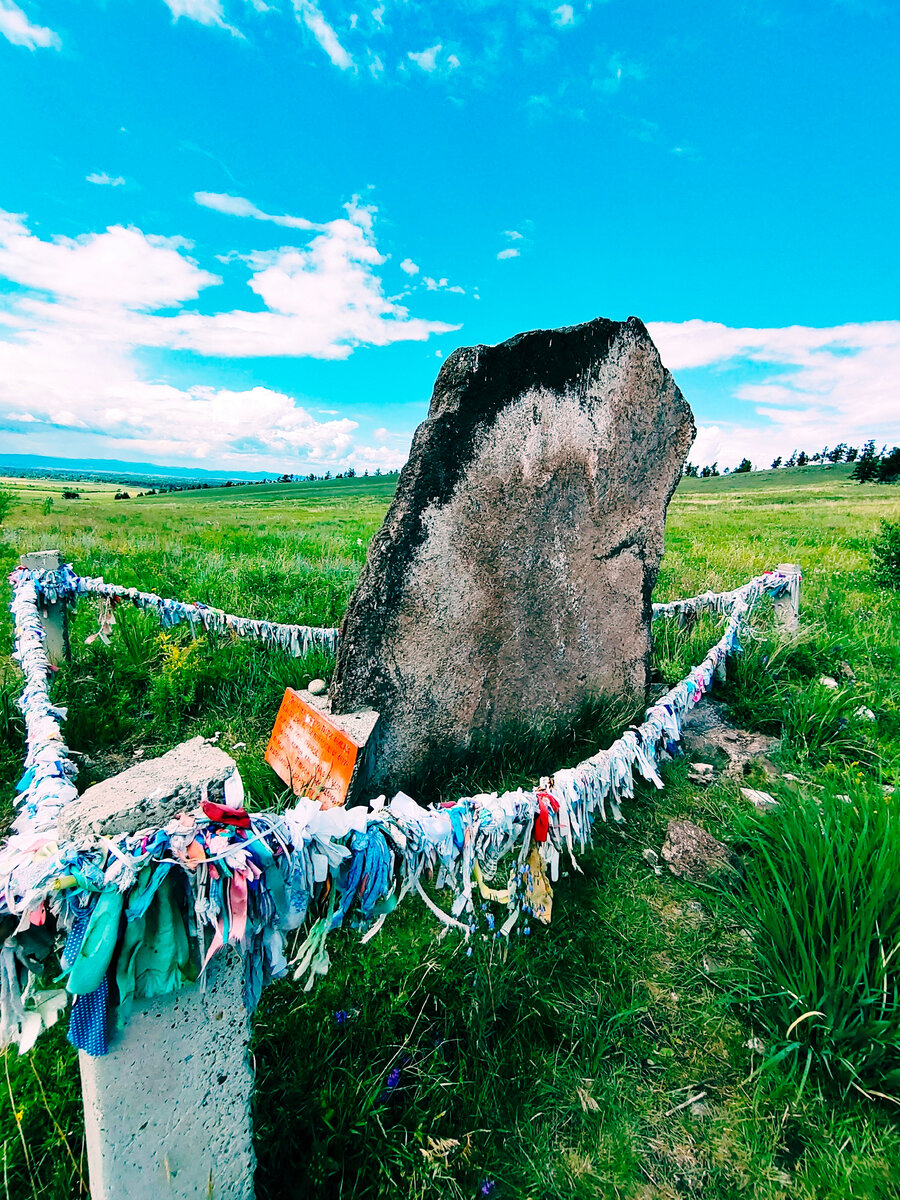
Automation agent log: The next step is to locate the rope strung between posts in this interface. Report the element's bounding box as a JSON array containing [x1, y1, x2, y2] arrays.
[[0, 561, 799, 1058], [36, 562, 339, 657]]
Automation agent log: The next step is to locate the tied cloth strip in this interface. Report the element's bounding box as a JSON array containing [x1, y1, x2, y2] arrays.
[[0, 565, 799, 1055]]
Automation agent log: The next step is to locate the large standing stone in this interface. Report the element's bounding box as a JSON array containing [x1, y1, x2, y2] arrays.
[[330, 316, 695, 793]]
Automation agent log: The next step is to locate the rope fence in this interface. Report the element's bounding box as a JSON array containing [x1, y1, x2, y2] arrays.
[[1, 559, 801, 1060]]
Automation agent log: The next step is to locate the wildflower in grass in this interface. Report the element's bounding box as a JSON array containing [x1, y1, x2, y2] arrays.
[[480, 1179, 496, 1196], [386, 1067, 401, 1089], [334, 1009, 348, 1025]]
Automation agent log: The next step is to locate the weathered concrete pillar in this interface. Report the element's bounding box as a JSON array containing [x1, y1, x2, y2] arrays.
[[79, 949, 255, 1200], [61, 738, 256, 1200], [20, 549, 69, 665], [772, 563, 802, 633]]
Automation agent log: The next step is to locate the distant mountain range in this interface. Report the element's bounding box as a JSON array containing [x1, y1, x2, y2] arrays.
[[0, 453, 275, 484]]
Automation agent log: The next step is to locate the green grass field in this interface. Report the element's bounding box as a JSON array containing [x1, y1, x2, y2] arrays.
[[0, 466, 899, 1199]]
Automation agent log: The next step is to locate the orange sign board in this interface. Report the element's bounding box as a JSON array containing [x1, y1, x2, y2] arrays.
[[265, 687, 359, 809]]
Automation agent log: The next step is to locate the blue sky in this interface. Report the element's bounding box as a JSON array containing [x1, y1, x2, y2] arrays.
[[0, 0, 897, 473]]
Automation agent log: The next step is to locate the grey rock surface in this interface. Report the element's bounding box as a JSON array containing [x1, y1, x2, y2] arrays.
[[58, 736, 238, 840], [330, 316, 695, 792], [660, 819, 736, 883], [680, 701, 779, 779]]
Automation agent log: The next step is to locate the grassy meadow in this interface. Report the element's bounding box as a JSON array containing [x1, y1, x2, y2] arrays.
[[0, 464, 899, 1199]]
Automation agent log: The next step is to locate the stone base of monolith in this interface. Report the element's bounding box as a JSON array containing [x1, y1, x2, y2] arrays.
[[330, 316, 695, 793]]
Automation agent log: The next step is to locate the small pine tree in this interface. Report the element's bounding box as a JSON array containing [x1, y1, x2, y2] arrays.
[[771, 456, 783, 469], [734, 457, 752, 474], [786, 450, 797, 467], [845, 446, 859, 462], [878, 446, 900, 484], [852, 440, 880, 482], [796, 450, 809, 467]]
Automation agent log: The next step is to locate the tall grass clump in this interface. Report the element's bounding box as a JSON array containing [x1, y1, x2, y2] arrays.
[[732, 783, 900, 1098], [872, 519, 900, 588]]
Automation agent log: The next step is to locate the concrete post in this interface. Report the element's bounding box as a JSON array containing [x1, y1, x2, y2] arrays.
[[64, 740, 257, 1200], [20, 549, 69, 665], [79, 948, 255, 1200], [772, 563, 802, 633]]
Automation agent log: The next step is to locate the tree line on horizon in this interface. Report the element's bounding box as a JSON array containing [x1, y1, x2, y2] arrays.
[[683, 440, 900, 484]]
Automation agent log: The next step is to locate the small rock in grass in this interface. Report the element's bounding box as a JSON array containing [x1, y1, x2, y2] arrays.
[[855, 706, 876, 722], [307, 678, 327, 696], [745, 1036, 766, 1054], [688, 763, 716, 786], [642, 848, 662, 875], [740, 786, 778, 812], [688, 770, 714, 786], [680, 701, 778, 779], [660, 819, 737, 884], [839, 661, 856, 681], [819, 675, 839, 689]]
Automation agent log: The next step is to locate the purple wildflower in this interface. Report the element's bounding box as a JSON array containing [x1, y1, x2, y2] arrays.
[[480, 1180, 495, 1196], [334, 1010, 348, 1025], [386, 1067, 401, 1089]]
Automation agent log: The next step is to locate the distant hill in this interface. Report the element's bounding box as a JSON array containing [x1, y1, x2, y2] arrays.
[[0, 453, 275, 486], [676, 463, 854, 493]]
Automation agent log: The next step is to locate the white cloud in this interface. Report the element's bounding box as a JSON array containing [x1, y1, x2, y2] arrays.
[[400, 258, 419, 275], [162, 0, 242, 37], [421, 275, 464, 294], [87, 172, 126, 187], [408, 43, 441, 72], [497, 248, 520, 260], [649, 319, 900, 468], [504, 229, 523, 240], [0, 203, 459, 468], [349, 438, 410, 472], [594, 53, 645, 94], [293, 0, 354, 69], [2, 377, 359, 468], [0, 211, 217, 308], [195, 191, 318, 230], [552, 4, 574, 27], [0, 0, 60, 49]]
